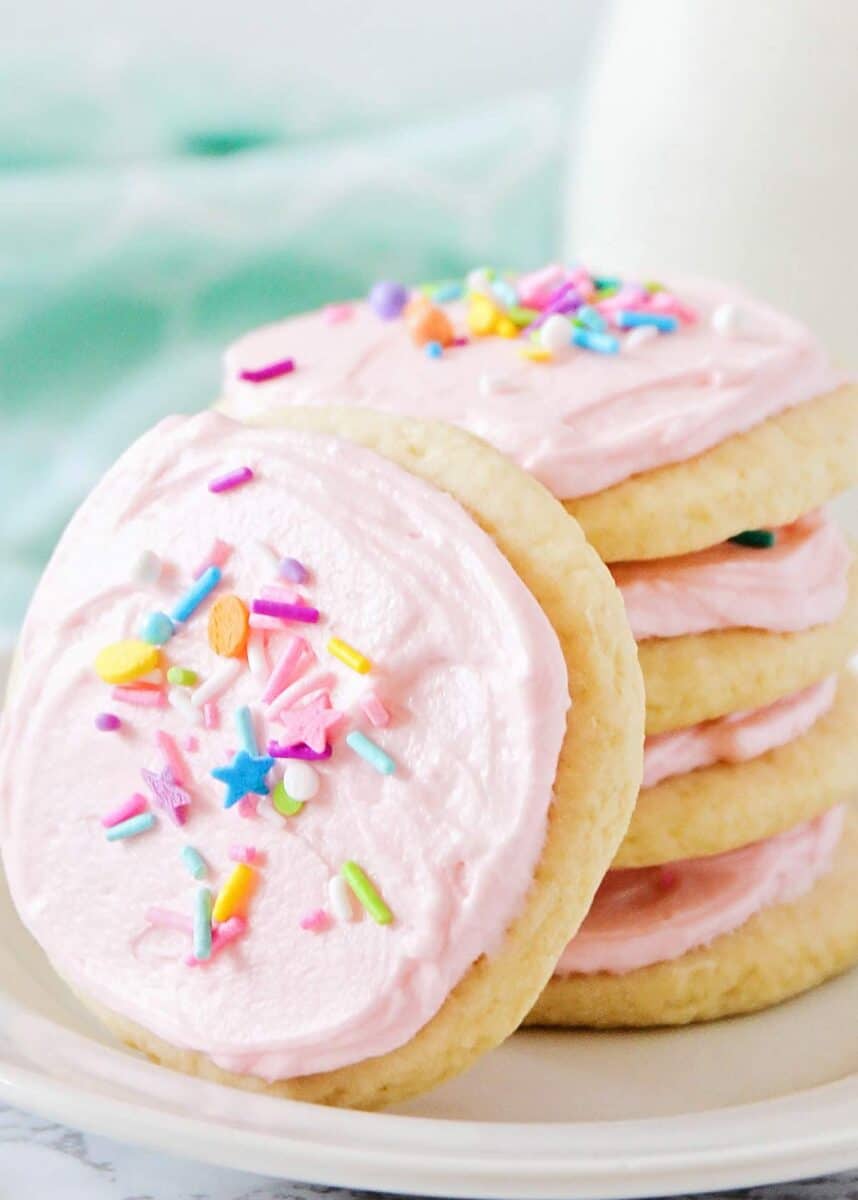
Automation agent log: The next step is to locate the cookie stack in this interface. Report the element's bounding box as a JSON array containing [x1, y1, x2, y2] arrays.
[[221, 264, 858, 1025]]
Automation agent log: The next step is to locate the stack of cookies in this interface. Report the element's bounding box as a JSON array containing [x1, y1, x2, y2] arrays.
[[221, 263, 858, 1027]]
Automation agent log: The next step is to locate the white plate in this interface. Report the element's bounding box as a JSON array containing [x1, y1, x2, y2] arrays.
[[1, 643, 856, 1198]]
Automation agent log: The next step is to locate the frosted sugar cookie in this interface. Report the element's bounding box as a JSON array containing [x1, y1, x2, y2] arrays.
[[0, 408, 643, 1108]]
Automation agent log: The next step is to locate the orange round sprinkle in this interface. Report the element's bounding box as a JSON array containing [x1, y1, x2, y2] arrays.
[[406, 299, 455, 347], [207, 594, 249, 659]]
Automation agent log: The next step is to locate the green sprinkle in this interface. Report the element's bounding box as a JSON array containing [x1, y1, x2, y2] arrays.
[[341, 861, 393, 925], [729, 529, 776, 549], [644, 280, 665, 293], [167, 666, 198, 686], [506, 305, 540, 328], [592, 284, 619, 301], [272, 780, 304, 818]]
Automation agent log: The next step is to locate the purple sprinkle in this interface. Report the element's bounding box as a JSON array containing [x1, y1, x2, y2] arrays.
[[239, 358, 295, 384], [368, 280, 408, 320], [279, 557, 308, 584], [268, 741, 333, 761], [208, 466, 254, 494], [95, 712, 121, 732], [251, 598, 319, 623]]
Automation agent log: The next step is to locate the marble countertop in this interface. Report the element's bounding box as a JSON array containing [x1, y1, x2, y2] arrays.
[[1, 1103, 856, 1200]]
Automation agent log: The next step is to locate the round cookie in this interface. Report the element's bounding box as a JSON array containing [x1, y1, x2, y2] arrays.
[[616, 673, 858, 867], [566, 384, 858, 562], [0, 408, 644, 1110], [641, 555, 858, 734], [529, 805, 858, 1028]]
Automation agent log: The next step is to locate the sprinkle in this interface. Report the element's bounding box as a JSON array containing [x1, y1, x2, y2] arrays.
[[156, 729, 188, 786], [95, 639, 161, 685], [467, 293, 504, 336], [506, 305, 540, 328], [246, 630, 269, 680], [239, 359, 295, 384], [251, 598, 319, 624], [262, 636, 307, 702], [425, 340, 444, 359], [94, 712, 121, 732], [406, 297, 455, 347], [360, 691, 390, 728], [491, 278, 518, 308], [208, 467, 255, 495], [235, 705, 259, 756], [141, 764, 190, 825], [184, 735, 199, 752], [212, 863, 256, 922], [346, 730, 395, 775], [281, 760, 320, 802], [277, 694, 343, 754], [327, 637, 372, 675], [193, 888, 213, 960], [324, 303, 354, 324], [105, 812, 156, 841], [624, 325, 659, 350], [191, 659, 244, 708], [539, 313, 574, 353], [519, 345, 553, 363], [186, 917, 246, 966], [729, 529, 777, 549], [203, 701, 220, 729], [132, 550, 162, 586], [238, 795, 259, 819], [101, 793, 147, 828], [229, 844, 257, 863], [140, 611, 174, 646], [341, 861, 393, 925], [192, 538, 233, 580], [576, 305, 608, 333], [167, 687, 203, 726], [368, 280, 408, 320], [272, 779, 304, 818], [328, 875, 356, 922], [300, 908, 329, 932], [658, 866, 679, 890], [711, 303, 744, 337], [279, 557, 308, 584], [211, 748, 274, 808], [572, 328, 620, 354], [182, 845, 207, 880], [145, 907, 191, 933], [268, 740, 332, 760], [167, 666, 198, 687], [112, 686, 167, 708], [207, 594, 250, 658], [616, 310, 678, 332], [429, 281, 464, 303], [172, 566, 222, 624], [265, 669, 336, 719]]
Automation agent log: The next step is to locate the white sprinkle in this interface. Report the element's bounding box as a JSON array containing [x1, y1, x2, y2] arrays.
[[624, 324, 659, 350], [466, 267, 493, 296], [266, 669, 336, 719], [191, 659, 244, 707], [539, 313, 574, 353], [329, 875, 356, 922], [253, 541, 281, 575], [168, 687, 204, 725], [132, 550, 162, 587], [282, 761, 320, 803], [711, 303, 745, 338], [246, 630, 269, 680]]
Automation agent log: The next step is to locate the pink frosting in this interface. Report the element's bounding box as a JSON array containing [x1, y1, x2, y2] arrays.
[[556, 806, 845, 976], [221, 276, 838, 499], [0, 412, 570, 1080], [643, 676, 837, 788], [612, 511, 852, 639]]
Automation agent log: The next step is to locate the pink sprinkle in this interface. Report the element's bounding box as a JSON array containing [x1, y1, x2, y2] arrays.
[[649, 291, 698, 325], [266, 669, 336, 718], [239, 358, 295, 384], [251, 598, 319, 624], [360, 691, 390, 729], [324, 303, 354, 324], [192, 538, 233, 580], [516, 264, 567, 309], [659, 866, 680, 890], [300, 908, 330, 932], [186, 916, 247, 965], [156, 729, 188, 788], [145, 906, 192, 933], [238, 795, 259, 819], [208, 466, 254, 494], [94, 711, 121, 732], [183, 735, 199, 752], [111, 686, 166, 708], [262, 636, 307, 703], [203, 702, 220, 730], [102, 793, 148, 828], [451, 336, 469, 347], [229, 844, 257, 863]]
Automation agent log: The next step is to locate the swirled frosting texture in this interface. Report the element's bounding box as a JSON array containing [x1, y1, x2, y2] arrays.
[[613, 511, 852, 639], [0, 412, 569, 1079], [222, 278, 838, 498], [557, 806, 844, 976]]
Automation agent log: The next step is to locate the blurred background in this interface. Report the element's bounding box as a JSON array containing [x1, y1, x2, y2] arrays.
[[1, 0, 855, 642]]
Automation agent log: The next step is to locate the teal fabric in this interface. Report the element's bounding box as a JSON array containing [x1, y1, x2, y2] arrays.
[[0, 94, 566, 636]]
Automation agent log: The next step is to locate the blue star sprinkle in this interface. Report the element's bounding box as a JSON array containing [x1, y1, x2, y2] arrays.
[[211, 749, 275, 809]]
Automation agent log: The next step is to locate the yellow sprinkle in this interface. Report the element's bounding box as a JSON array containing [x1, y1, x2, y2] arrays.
[[519, 345, 553, 363], [94, 639, 161, 685], [494, 316, 518, 338], [212, 863, 256, 923], [467, 294, 502, 336], [327, 637, 372, 675]]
